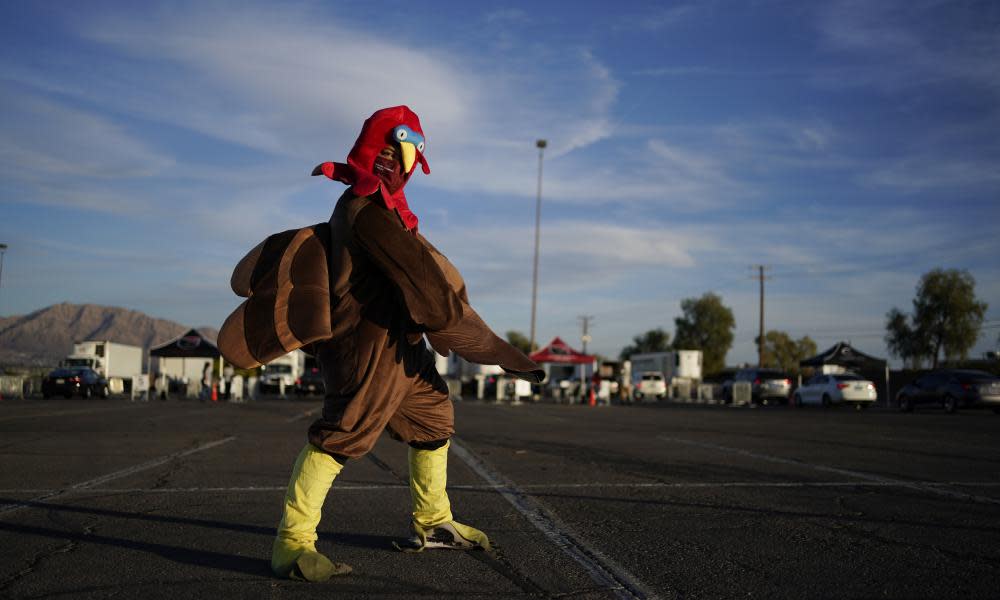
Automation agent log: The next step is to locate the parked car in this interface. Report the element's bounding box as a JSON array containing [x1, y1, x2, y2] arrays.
[[295, 365, 325, 396], [896, 369, 1000, 413], [793, 373, 877, 409], [723, 368, 792, 405], [633, 372, 667, 401], [42, 367, 110, 399]]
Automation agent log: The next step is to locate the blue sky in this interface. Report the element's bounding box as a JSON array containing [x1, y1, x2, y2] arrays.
[[1, 0, 998, 366]]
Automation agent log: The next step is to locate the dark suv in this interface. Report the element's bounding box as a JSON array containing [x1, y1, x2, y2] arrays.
[[896, 369, 1000, 413], [723, 368, 792, 405], [42, 367, 110, 399], [295, 365, 325, 396]]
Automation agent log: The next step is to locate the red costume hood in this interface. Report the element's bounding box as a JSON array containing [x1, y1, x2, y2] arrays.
[[313, 105, 430, 230]]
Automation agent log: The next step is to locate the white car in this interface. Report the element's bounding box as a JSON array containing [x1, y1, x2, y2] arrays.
[[633, 372, 667, 401], [794, 373, 877, 409]]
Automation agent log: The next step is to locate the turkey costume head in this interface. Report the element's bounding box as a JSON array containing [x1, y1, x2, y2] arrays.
[[312, 105, 430, 231]]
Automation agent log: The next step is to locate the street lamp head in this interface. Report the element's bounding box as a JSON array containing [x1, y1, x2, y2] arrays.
[[536, 139, 547, 149]]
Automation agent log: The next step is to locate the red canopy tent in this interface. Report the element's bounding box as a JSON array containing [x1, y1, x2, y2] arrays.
[[529, 337, 595, 364]]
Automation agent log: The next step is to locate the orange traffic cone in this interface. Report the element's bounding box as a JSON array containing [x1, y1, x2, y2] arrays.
[[588, 388, 596, 406], [211, 383, 218, 402]]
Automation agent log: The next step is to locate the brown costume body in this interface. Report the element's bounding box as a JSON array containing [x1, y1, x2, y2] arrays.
[[219, 189, 543, 457], [307, 191, 462, 457]]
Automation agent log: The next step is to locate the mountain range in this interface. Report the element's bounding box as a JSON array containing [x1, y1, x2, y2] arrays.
[[0, 303, 218, 368]]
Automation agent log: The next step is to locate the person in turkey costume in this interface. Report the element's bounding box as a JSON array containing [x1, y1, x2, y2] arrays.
[[217, 106, 543, 581]]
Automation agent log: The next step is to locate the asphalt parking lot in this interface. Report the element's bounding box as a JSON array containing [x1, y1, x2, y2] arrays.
[[1, 397, 999, 599]]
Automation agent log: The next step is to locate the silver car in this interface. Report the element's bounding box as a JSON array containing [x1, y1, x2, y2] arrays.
[[794, 373, 877, 410], [726, 368, 792, 405]]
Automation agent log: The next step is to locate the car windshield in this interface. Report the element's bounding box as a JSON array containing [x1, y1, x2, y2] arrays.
[[62, 358, 92, 367], [50, 368, 88, 377], [834, 374, 863, 381], [759, 370, 786, 379], [267, 365, 293, 374], [953, 370, 998, 383], [642, 374, 662, 381]]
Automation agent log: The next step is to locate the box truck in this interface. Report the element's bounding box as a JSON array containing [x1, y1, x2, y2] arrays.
[[61, 340, 144, 393], [260, 350, 306, 396]]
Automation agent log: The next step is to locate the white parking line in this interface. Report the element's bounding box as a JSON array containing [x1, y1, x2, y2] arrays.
[[285, 407, 323, 423], [3, 480, 1000, 495], [450, 437, 661, 600], [0, 404, 145, 423], [657, 435, 1000, 506], [0, 436, 238, 516]]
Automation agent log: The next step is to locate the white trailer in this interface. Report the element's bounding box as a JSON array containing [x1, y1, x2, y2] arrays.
[[62, 340, 144, 393]]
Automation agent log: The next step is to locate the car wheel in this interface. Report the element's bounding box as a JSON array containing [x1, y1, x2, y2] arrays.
[[100, 385, 110, 399], [821, 394, 831, 407], [82, 386, 93, 400], [43, 391, 51, 399], [898, 395, 913, 412], [793, 393, 802, 407], [943, 395, 958, 414]]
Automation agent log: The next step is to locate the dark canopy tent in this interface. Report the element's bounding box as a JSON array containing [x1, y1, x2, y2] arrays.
[[799, 341, 890, 405], [800, 341, 886, 370], [150, 330, 223, 397], [150, 329, 221, 359]]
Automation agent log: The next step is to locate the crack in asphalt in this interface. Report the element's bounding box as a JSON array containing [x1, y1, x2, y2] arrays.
[[0, 524, 94, 594]]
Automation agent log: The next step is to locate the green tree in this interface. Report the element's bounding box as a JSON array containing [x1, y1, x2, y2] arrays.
[[884, 308, 932, 368], [755, 330, 817, 374], [619, 328, 671, 360], [885, 269, 988, 368], [506, 330, 535, 354], [672, 292, 735, 376]]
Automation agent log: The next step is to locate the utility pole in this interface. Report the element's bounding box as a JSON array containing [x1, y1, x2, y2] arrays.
[[578, 315, 595, 354], [749, 265, 771, 367], [529, 139, 547, 353], [0, 243, 7, 315]]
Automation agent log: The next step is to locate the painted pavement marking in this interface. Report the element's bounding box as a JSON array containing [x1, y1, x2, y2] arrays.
[[657, 435, 1000, 506], [0, 436, 238, 516], [450, 437, 661, 600], [3, 481, 999, 495], [285, 407, 323, 423], [0, 404, 145, 423]]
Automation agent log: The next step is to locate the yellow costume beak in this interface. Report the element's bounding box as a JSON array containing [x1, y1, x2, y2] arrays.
[[400, 142, 417, 175]]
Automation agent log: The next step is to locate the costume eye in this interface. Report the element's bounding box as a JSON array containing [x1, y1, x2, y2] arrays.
[[417, 141, 425, 152], [394, 127, 408, 142]]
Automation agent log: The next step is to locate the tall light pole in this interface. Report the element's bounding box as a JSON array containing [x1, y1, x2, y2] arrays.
[[0, 243, 7, 315], [529, 139, 547, 353]]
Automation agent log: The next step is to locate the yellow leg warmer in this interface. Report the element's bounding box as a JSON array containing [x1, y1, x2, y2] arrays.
[[271, 444, 352, 580], [405, 441, 491, 552]]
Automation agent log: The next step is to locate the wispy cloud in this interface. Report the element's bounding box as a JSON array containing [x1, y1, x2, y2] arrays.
[[621, 4, 700, 31], [0, 3, 631, 213], [0, 89, 173, 183], [815, 0, 1000, 94], [865, 156, 1000, 192]]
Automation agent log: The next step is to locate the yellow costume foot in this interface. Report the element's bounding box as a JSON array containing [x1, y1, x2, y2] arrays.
[[394, 520, 492, 553], [402, 440, 491, 553], [272, 539, 352, 581], [271, 444, 352, 580]]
